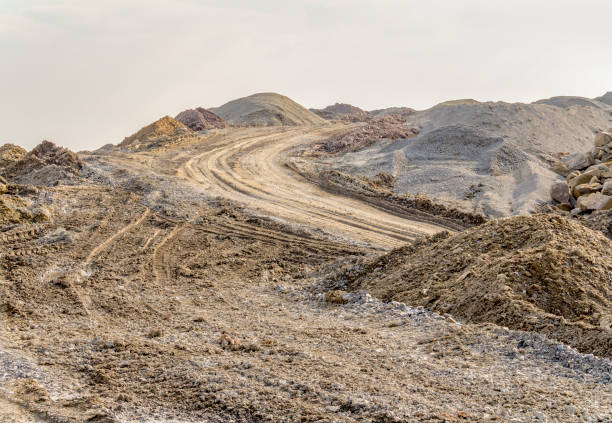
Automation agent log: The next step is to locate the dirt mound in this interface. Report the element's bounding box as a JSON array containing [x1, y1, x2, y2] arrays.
[[337, 214, 612, 357], [310, 103, 370, 121], [209, 92, 327, 127], [1, 141, 83, 186], [0, 144, 26, 168], [320, 97, 612, 217], [314, 115, 418, 153], [175, 107, 226, 131], [120, 116, 192, 151]]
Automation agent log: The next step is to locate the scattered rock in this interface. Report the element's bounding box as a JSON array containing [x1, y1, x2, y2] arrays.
[[551, 131, 612, 214]]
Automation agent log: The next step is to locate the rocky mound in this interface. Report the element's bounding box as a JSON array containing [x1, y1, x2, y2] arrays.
[[210, 93, 327, 127], [175, 107, 226, 131], [314, 115, 419, 153], [1, 141, 83, 186], [310, 103, 370, 122], [119, 116, 192, 151], [549, 129, 612, 213], [335, 214, 612, 357], [0, 144, 26, 168], [320, 97, 612, 217]]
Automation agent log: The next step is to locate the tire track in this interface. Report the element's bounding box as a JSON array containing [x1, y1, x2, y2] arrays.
[[178, 126, 447, 249], [85, 208, 151, 263]]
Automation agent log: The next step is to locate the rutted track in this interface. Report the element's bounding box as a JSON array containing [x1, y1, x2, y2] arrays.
[[175, 126, 446, 249]]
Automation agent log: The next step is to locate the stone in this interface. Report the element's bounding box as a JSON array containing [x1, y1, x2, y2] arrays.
[[602, 180, 612, 195], [573, 183, 602, 197], [556, 203, 572, 211], [568, 172, 593, 192], [550, 182, 570, 203], [577, 192, 612, 211], [562, 152, 591, 171], [583, 163, 611, 176], [565, 170, 580, 182], [550, 161, 569, 177], [594, 130, 612, 147]]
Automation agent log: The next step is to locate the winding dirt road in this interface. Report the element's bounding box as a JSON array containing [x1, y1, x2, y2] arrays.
[[174, 125, 444, 249]]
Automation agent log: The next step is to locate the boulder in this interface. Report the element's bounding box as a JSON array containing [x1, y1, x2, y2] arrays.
[[562, 152, 592, 170], [573, 183, 602, 197], [602, 180, 612, 196], [577, 192, 612, 211], [583, 163, 611, 175], [568, 172, 594, 192], [594, 130, 612, 147], [550, 181, 570, 203]]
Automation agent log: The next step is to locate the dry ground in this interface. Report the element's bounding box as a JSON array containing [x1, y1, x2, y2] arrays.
[[1, 125, 610, 422]]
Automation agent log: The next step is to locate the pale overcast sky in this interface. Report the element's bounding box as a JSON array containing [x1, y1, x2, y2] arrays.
[[1, 0, 611, 150]]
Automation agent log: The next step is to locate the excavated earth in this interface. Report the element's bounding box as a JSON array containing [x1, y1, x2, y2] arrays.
[[333, 215, 612, 357], [0, 125, 611, 422]]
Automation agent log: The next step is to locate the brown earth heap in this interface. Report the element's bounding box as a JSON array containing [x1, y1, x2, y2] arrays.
[[314, 115, 419, 153], [1, 140, 83, 186], [120, 116, 192, 151], [0, 143, 26, 168], [337, 214, 612, 357], [175, 107, 226, 131]]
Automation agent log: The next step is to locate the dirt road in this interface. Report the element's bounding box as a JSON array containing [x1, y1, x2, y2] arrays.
[[174, 126, 445, 249]]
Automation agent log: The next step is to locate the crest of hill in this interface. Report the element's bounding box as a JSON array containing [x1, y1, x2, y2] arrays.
[[209, 93, 326, 127], [338, 214, 612, 357], [119, 116, 192, 151], [175, 107, 226, 131]]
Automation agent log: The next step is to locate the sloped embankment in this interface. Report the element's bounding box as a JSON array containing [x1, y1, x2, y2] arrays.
[[336, 214, 612, 357]]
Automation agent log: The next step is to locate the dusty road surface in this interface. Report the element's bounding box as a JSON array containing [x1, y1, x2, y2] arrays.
[[173, 125, 448, 248], [1, 126, 611, 422]]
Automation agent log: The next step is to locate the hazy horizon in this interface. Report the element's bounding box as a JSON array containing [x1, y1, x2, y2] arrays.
[[2, 0, 611, 151]]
